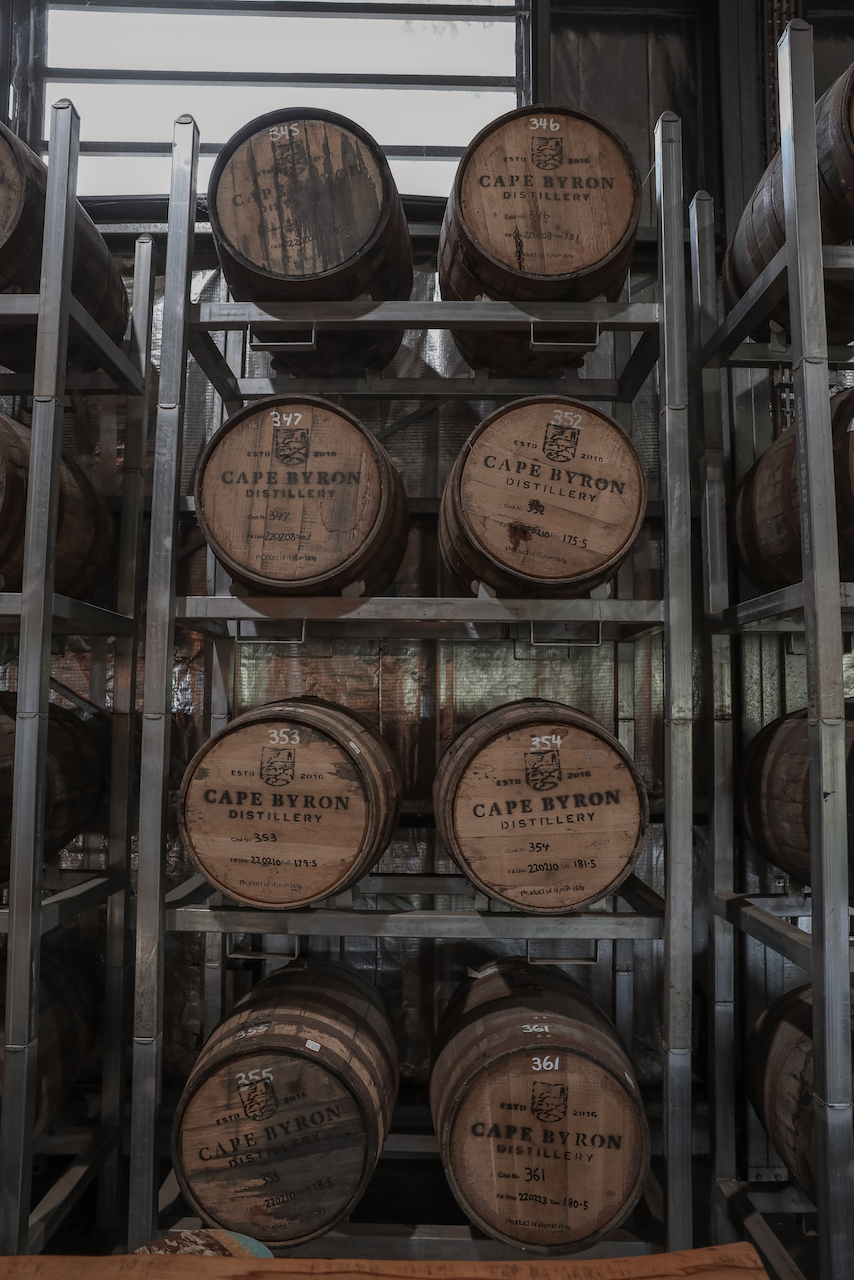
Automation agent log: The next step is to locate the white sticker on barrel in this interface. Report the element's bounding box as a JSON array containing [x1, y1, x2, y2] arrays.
[[305, 1039, 321, 1052], [349, 741, 361, 754]]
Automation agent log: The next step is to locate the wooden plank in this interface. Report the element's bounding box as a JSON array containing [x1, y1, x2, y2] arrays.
[[0, 1241, 769, 1277]]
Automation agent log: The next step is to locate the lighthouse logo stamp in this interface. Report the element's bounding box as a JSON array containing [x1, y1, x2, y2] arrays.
[[273, 425, 310, 467], [238, 1072, 278, 1123], [531, 137, 563, 171], [531, 1081, 568, 1123], [524, 749, 562, 791], [260, 746, 295, 787], [543, 420, 581, 463]]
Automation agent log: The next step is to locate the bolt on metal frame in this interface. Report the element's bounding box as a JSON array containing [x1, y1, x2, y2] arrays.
[[127, 107, 693, 1253], [0, 97, 154, 1254], [693, 19, 854, 1280]]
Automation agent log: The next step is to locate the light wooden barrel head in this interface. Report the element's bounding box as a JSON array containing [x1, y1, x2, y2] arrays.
[[457, 400, 644, 585], [0, 133, 22, 245], [136, 1230, 273, 1256], [460, 112, 637, 277], [178, 1050, 367, 1242], [181, 717, 368, 907], [451, 718, 642, 910], [448, 1043, 645, 1249], [197, 400, 383, 588], [213, 117, 385, 278]]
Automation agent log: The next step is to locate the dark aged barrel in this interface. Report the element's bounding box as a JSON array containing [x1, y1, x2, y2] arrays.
[[724, 61, 854, 340], [136, 1232, 273, 1256], [195, 395, 409, 596], [0, 692, 107, 877], [734, 389, 854, 592], [439, 106, 642, 377], [0, 411, 113, 596], [439, 397, 645, 597], [433, 699, 647, 913], [208, 109, 413, 377], [173, 961, 398, 1246], [0, 951, 96, 1138], [0, 116, 129, 371], [741, 702, 854, 888], [430, 961, 649, 1254], [748, 984, 854, 1203], [179, 697, 402, 909]]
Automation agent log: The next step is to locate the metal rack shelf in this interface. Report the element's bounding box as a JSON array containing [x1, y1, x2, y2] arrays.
[[129, 108, 693, 1258], [0, 101, 155, 1254], [693, 20, 854, 1280]]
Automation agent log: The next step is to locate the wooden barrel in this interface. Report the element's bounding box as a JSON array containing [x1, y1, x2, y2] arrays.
[[0, 117, 128, 371], [179, 697, 402, 908], [439, 397, 645, 597], [0, 411, 113, 596], [735, 388, 854, 592], [136, 1231, 273, 1256], [195, 395, 409, 596], [439, 106, 642, 377], [208, 109, 413, 377], [0, 950, 96, 1138], [723, 61, 854, 341], [747, 983, 854, 1203], [741, 702, 854, 888], [430, 960, 649, 1254], [433, 699, 647, 913], [0, 692, 107, 877], [173, 960, 398, 1246]]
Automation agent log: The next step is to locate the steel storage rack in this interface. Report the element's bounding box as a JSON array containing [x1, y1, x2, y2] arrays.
[[0, 100, 156, 1253], [127, 110, 693, 1257], [694, 20, 854, 1280]]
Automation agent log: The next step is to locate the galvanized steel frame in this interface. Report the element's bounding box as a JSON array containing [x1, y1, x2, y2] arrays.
[[0, 99, 153, 1253], [127, 107, 693, 1254], [693, 20, 854, 1278]]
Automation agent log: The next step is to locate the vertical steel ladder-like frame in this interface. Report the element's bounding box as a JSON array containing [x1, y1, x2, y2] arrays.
[[694, 20, 854, 1280]]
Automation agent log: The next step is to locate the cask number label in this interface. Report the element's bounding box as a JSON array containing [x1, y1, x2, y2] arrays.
[[452, 719, 642, 909], [199, 401, 382, 585], [180, 1052, 366, 1242], [459, 400, 644, 585], [451, 1050, 643, 1248], [461, 111, 637, 274], [182, 720, 368, 907]]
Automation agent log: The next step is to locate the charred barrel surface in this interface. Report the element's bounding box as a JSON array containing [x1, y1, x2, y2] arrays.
[[430, 961, 649, 1254], [195, 396, 408, 596], [439, 397, 645, 597], [179, 698, 402, 908], [0, 411, 113, 596], [0, 692, 106, 876], [0, 119, 128, 370], [439, 107, 641, 377], [748, 984, 854, 1203], [741, 702, 854, 888], [173, 961, 398, 1245], [208, 109, 413, 377], [0, 951, 96, 1137], [724, 62, 854, 340], [433, 699, 647, 913], [735, 389, 854, 592]]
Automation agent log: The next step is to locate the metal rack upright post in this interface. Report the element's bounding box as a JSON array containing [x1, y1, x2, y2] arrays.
[[693, 20, 854, 1280], [128, 110, 694, 1256], [0, 99, 155, 1254]]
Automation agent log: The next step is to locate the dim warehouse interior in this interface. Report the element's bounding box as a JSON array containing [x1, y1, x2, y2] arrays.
[[1, 1, 854, 1278]]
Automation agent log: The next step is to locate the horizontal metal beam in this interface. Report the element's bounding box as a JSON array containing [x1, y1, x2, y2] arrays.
[[722, 341, 854, 368], [195, 300, 659, 332], [166, 905, 665, 938], [48, 1, 520, 16], [71, 141, 467, 159], [0, 295, 40, 324], [176, 596, 663, 627], [0, 595, 134, 636], [234, 375, 623, 401], [48, 68, 514, 89]]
